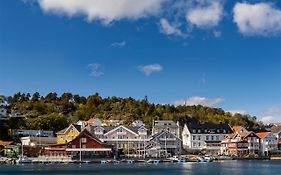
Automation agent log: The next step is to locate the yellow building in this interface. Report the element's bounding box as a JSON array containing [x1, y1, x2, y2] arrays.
[[56, 124, 82, 144]]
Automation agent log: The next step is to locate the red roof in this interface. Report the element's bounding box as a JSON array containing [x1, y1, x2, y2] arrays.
[[232, 126, 243, 132], [256, 132, 270, 139], [0, 140, 13, 146]]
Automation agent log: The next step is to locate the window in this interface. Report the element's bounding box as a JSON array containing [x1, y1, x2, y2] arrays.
[[216, 136, 219, 140], [193, 129, 196, 133], [193, 136, 196, 140], [193, 143, 196, 147], [198, 136, 201, 141], [198, 143, 201, 147], [198, 129, 201, 133], [81, 138, 87, 143], [223, 129, 226, 133], [206, 136, 209, 140], [211, 136, 214, 140]]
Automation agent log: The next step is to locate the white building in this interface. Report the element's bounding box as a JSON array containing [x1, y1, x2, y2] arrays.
[[221, 126, 261, 156], [257, 132, 278, 156], [0, 107, 7, 118], [76, 118, 102, 127], [91, 125, 149, 154], [269, 126, 281, 150], [131, 120, 145, 127], [182, 123, 233, 154], [13, 129, 54, 138], [146, 130, 182, 157], [20, 136, 57, 147], [152, 120, 180, 138]]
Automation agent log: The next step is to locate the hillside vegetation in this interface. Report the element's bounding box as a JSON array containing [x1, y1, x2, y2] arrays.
[[0, 92, 263, 139]]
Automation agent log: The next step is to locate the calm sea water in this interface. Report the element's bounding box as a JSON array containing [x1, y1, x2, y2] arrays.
[[0, 160, 280, 175]]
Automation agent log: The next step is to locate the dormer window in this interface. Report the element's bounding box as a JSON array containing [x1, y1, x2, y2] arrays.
[[198, 129, 201, 133], [193, 129, 196, 133]]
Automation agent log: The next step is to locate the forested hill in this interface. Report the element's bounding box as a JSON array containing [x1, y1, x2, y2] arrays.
[[0, 92, 263, 133]]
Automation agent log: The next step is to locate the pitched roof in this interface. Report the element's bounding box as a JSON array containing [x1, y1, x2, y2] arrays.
[[232, 126, 244, 133], [256, 132, 270, 139], [56, 124, 82, 134], [0, 140, 13, 146]]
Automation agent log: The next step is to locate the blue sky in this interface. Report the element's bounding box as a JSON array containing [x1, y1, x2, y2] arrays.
[[0, 0, 281, 123]]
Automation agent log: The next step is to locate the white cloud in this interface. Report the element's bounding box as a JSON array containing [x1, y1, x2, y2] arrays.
[[228, 110, 247, 115], [260, 116, 280, 124], [159, 18, 185, 37], [260, 106, 281, 124], [138, 64, 163, 76], [186, 1, 224, 28], [37, 0, 165, 24], [111, 41, 126, 48], [87, 63, 104, 77], [175, 96, 224, 107], [233, 2, 281, 36]]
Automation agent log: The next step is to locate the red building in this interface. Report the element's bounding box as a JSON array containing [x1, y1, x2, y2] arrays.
[[44, 129, 114, 159]]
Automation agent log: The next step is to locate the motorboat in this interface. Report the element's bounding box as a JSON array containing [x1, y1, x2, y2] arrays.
[[17, 156, 32, 164]]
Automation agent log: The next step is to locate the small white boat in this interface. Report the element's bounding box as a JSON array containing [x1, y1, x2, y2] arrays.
[[147, 159, 160, 164], [216, 156, 233, 160], [17, 156, 32, 164], [198, 156, 213, 163], [101, 160, 107, 164], [177, 159, 186, 163], [127, 160, 134, 164]]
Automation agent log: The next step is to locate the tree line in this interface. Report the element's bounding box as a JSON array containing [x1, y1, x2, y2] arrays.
[[0, 92, 263, 139]]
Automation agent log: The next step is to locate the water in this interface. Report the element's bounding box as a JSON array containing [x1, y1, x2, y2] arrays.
[[0, 160, 280, 175]]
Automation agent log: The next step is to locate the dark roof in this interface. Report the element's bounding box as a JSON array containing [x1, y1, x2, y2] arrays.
[[57, 124, 82, 134], [72, 124, 82, 132], [187, 123, 232, 134]]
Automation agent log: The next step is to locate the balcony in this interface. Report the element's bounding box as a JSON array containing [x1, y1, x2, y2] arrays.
[[117, 131, 127, 135], [159, 138, 176, 141]]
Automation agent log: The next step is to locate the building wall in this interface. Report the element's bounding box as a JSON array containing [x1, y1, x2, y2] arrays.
[[182, 124, 228, 151], [57, 126, 80, 144], [260, 134, 278, 156]]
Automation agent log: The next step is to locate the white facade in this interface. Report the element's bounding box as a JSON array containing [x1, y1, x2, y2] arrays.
[[131, 120, 145, 127], [76, 118, 102, 127], [13, 129, 54, 137], [182, 124, 232, 154], [259, 133, 278, 156], [20, 136, 57, 146], [0, 108, 7, 117], [146, 130, 182, 157], [152, 120, 180, 138]]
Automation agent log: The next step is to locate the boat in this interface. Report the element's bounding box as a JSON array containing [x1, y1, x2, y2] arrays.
[[100, 160, 107, 164], [127, 160, 134, 164], [216, 156, 233, 160], [197, 156, 213, 163], [177, 159, 186, 163], [147, 159, 160, 164], [17, 156, 32, 164]]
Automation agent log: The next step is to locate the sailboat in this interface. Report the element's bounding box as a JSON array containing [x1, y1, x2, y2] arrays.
[[17, 139, 32, 164]]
